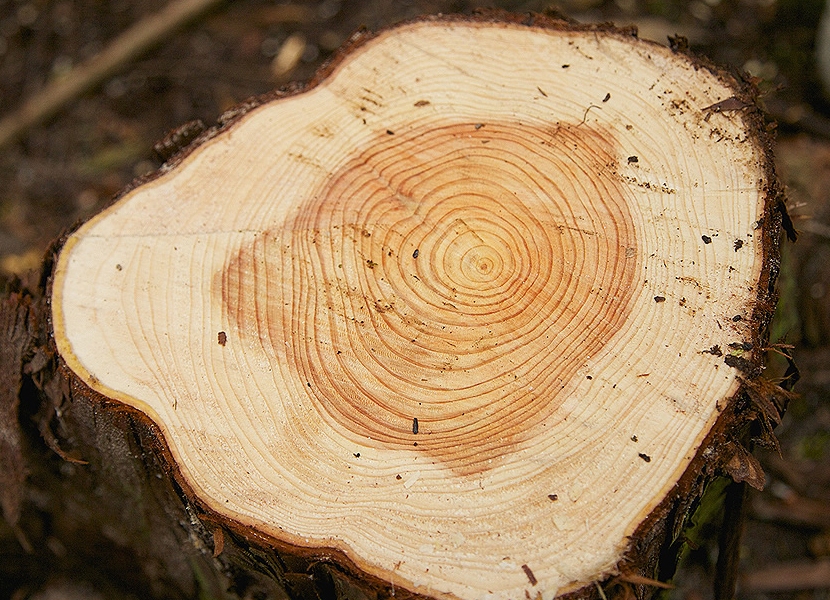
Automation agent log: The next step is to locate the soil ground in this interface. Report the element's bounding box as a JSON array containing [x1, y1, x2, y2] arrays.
[[1, 1, 829, 599]]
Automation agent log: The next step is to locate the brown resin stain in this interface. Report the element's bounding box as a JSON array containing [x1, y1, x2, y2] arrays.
[[214, 118, 639, 477]]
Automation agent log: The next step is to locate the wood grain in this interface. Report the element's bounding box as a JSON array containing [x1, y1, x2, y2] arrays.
[[218, 119, 638, 475]]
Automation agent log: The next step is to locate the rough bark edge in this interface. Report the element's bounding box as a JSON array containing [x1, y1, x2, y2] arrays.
[[4, 253, 303, 599], [43, 11, 792, 600], [603, 64, 792, 596], [0, 256, 228, 598]]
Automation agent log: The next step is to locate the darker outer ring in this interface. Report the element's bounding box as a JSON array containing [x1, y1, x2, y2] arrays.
[[46, 9, 789, 600]]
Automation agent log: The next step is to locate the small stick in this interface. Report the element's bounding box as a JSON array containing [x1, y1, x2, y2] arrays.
[[714, 480, 748, 600], [741, 558, 830, 592], [0, 0, 226, 150]]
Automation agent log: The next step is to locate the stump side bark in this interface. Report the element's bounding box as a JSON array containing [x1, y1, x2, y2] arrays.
[[44, 12, 786, 600]]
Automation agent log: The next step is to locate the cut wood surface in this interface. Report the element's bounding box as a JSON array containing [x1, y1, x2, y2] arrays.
[[51, 14, 781, 600]]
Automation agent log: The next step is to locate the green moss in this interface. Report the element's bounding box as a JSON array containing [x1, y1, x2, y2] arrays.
[[799, 430, 830, 461]]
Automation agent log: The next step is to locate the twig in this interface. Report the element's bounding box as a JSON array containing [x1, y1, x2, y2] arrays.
[[752, 493, 830, 529], [0, 0, 226, 150], [741, 558, 830, 592], [613, 574, 674, 589], [714, 481, 748, 600]]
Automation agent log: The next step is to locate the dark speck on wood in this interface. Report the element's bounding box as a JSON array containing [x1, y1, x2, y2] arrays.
[[217, 331, 227, 346], [412, 417, 419, 434], [639, 453, 652, 462], [654, 296, 666, 303], [702, 235, 712, 244], [734, 239, 744, 251], [628, 156, 638, 164], [413, 248, 419, 259], [521, 564, 538, 586]]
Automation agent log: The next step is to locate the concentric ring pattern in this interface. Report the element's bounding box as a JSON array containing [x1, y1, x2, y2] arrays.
[[224, 119, 638, 474]]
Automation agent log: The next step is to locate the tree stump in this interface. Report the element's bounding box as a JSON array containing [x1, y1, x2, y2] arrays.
[[47, 13, 786, 600]]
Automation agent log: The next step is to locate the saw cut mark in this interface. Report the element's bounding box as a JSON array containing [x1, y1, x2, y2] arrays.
[[220, 118, 639, 475]]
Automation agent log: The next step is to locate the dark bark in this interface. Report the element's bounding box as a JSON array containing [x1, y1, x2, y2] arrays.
[[0, 280, 34, 548]]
